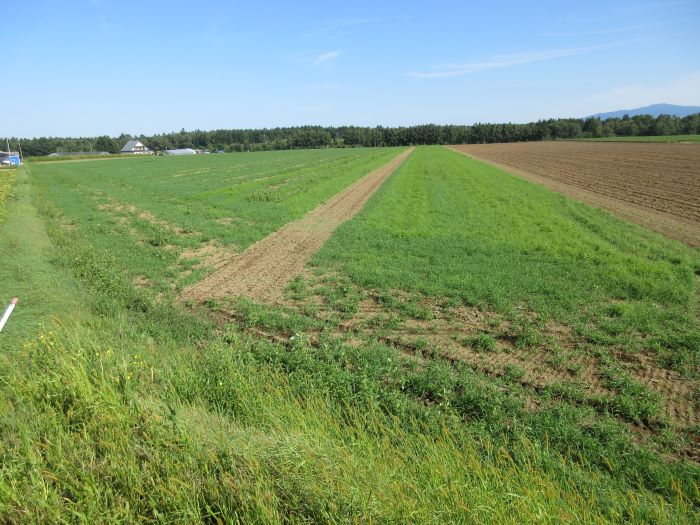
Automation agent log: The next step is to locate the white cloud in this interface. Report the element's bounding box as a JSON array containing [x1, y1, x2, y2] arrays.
[[410, 44, 617, 79], [313, 51, 342, 66]]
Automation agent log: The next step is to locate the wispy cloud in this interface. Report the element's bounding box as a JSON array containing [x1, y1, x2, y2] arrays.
[[313, 51, 342, 66], [410, 44, 617, 79], [545, 24, 653, 37]]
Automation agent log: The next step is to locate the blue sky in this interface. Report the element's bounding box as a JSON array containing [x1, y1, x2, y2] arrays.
[[2, 0, 699, 137]]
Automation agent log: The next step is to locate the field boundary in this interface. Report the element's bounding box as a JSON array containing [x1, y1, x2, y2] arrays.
[[446, 145, 700, 248], [186, 147, 415, 303]]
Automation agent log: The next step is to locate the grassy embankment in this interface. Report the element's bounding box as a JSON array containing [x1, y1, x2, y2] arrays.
[[0, 150, 698, 522]]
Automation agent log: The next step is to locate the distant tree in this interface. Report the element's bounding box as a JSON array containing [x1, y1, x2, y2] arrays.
[[94, 135, 120, 153], [681, 114, 700, 134], [616, 119, 638, 136], [13, 113, 700, 157], [632, 115, 654, 136], [582, 117, 603, 137], [653, 115, 674, 136]]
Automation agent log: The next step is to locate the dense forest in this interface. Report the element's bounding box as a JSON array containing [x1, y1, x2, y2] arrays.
[[6, 112, 700, 157]]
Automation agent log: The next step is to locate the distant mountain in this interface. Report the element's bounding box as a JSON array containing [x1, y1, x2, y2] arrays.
[[588, 103, 700, 120]]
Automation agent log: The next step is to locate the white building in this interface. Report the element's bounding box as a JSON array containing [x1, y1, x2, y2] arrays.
[[120, 140, 151, 154], [165, 148, 198, 155]]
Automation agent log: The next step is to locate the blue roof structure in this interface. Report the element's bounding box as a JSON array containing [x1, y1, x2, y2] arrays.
[[0, 152, 20, 166]]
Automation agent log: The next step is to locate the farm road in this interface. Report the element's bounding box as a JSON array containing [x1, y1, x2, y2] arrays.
[[187, 147, 414, 303]]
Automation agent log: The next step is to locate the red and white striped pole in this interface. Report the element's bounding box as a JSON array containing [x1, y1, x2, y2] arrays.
[[0, 298, 18, 333]]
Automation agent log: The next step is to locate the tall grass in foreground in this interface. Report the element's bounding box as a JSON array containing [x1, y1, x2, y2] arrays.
[[0, 321, 695, 523]]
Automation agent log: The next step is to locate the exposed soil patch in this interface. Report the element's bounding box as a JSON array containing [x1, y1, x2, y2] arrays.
[[186, 148, 414, 303], [97, 199, 199, 237], [179, 241, 236, 273], [132, 275, 151, 288], [448, 142, 700, 248], [626, 353, 700, 427], [326, 292, 612, 402], [288, 276, 700, 428]]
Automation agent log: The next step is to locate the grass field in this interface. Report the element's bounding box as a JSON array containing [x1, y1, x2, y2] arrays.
[[307, 147, 699, 417], [572, 134, 700, 143], [1, 148, 699, 522], [27, 153, 140, 162], [26, 148, 402, 300]]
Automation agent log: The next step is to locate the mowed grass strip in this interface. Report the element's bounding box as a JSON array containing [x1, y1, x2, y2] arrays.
[[0, 168, 85, 346], [313, 146, 700, 367]]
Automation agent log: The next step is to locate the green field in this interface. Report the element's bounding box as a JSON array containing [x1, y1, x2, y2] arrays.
[[1, 148, 699, 523], [313, 146, 699, 366], [24, 148, 401, 299], [572, 134, 700, 143]]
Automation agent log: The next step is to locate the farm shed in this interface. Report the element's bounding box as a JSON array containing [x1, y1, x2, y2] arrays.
[[165, 148, 198, 155], [0, 151, 21, 166], [120, 140, 151, 154]]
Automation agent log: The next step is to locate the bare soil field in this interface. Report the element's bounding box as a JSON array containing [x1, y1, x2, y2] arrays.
[[186, 148, 414, 303], [448, 142, 700, 248]]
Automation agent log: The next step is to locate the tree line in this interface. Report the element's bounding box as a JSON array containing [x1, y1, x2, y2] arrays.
[[7, 113, 700, 157]]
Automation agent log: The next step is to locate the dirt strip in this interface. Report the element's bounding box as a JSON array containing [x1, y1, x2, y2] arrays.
[[186, 148, 414, 303], [447, 143, 700, 248]]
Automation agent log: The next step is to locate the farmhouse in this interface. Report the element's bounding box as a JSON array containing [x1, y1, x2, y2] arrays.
[[120, 140, 151, 154], [0, 151, 21, 166]]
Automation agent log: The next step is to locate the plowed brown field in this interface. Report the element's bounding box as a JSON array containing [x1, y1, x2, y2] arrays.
[[448, 142, 700, 248]]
